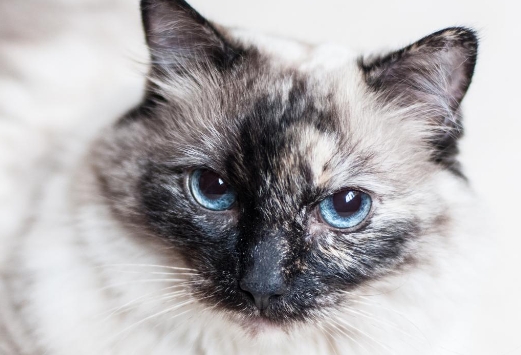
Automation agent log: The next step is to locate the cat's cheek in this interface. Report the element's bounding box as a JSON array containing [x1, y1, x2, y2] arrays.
[[306, 218, 350, 254], [305, 207, 373, 247], [306, 217, 338, 247]]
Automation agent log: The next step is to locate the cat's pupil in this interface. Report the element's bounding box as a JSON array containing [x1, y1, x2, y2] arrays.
[[199, 170, 229, 200], [332, 190, 362, 217]]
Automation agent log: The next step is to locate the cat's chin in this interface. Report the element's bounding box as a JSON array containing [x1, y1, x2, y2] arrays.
[[224, 304, 303, 334], [230, 307, 312, 338], [237, 317, 289, 337]]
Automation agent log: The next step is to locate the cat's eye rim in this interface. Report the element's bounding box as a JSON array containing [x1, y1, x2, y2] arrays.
[[316, 188, 374, 231], [188, 168, 237, 211]]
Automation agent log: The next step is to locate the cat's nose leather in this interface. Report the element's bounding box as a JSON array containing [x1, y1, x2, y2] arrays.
[[239, 231, 288, 311], [239, 274, 285, 311]]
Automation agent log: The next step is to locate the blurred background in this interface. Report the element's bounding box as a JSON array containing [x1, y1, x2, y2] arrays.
[[0, 0, 518, 353]]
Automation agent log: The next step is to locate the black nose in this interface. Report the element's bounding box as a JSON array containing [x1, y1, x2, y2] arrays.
[[240, 273, 286, 311], [239, 231, 288, 311]]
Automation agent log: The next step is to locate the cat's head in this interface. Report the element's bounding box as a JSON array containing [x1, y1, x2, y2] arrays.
[[92, 0, 477, 331]]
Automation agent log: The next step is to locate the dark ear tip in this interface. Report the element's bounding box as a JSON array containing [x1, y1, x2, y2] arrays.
[[426, 26, 479, 79], [432, 26, 478, 38], [426, 26, 479, 51], [140, 0, 160, 13], [140, 0, 194, 13], [360, 26, 479, 74]]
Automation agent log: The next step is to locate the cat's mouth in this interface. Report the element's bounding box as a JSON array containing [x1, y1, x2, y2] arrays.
[[216, 289, 321, 331], [192, 276, 331, 329]]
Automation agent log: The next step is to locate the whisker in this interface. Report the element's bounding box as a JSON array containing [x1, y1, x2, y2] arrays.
[[349, 297, 430, 344], [100, 269, 199, 277], [340, 304, 425, 344], [99, 279, 199, 291], [317, 323, 340, 355], [334, 316, 395, 354], [105, 299, 196, 348], [96, 263, 198, 272], [102, 289, 191, 320], [328, 317, 371, 353]]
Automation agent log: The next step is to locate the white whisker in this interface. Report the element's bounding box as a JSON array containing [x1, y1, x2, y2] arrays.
[[105, 299, 196, 348], [334, 316, 395, 354], [96, 263, 198, 272]]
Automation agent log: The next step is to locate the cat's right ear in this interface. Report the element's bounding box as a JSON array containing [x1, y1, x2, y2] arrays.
[[359, 28, 478, 172], [140, 0, 241, 74]]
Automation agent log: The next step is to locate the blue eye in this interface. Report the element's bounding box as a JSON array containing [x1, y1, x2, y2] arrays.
[[319, 189, 372, 229], [190, 169, 236, 211]]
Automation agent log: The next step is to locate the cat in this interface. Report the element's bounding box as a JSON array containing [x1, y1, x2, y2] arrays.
[[0, 0, 485, 354]]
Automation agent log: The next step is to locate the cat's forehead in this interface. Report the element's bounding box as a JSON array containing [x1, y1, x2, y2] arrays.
[[218, 46, 395, 190], [227, 73, 341, 191], [152, 33, 428, 196]]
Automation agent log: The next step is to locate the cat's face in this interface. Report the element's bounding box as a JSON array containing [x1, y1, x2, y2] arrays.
[[93, 0, 477, 330]]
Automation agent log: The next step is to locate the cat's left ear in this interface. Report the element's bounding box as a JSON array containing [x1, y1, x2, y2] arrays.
[[360, 27, 478, 170], [140, 0, 241, 73]]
